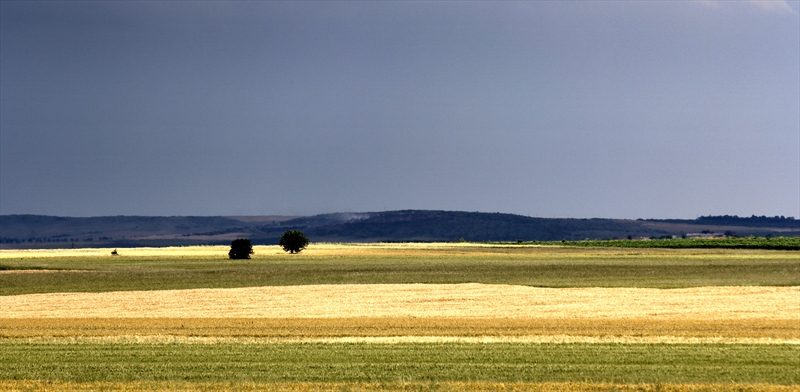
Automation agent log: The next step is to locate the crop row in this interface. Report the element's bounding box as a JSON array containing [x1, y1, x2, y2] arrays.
[[2, 342, 798, 384], [3, 317, 796, 339]]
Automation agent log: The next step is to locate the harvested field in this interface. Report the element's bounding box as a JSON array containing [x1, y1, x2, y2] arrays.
[[2, 284, 796, 320]]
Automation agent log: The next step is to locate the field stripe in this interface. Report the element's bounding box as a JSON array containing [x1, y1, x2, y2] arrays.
[[2, 381, 798, 392], [3, 342, 798, 384], [2, 317, 797, 339], [2, 284, 797, 319], [7, 335, 799, 345]]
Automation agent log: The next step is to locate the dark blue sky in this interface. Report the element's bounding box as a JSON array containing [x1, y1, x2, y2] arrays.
[[1, 1, 798, 219]]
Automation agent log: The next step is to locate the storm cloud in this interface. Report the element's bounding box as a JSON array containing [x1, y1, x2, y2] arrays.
[[1, 1, 798, 218]]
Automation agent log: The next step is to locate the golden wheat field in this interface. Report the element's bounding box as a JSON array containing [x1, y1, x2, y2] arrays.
[[2, 283, 797, 320], [4, 283, 797, 343]]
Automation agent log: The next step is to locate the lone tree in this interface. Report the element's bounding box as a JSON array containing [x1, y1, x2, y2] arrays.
[[228, 238, 254, 259], [279, 230, 309, 254]]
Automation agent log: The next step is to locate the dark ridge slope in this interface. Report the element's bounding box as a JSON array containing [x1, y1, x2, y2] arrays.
[[0, 215, 248, 238], [1, 211, 796, 249], [256, 210, 668, 242]]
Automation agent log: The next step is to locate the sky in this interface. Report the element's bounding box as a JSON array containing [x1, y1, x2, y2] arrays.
[[1, 1, 798, 219]]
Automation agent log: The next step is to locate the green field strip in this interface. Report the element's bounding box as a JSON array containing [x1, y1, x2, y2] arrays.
[[3, 317, 797, 339], [2, 253, 799, 295], [547, 237, 800, 250], [2, 343, 797, 384], [2, 381, 799, 392]]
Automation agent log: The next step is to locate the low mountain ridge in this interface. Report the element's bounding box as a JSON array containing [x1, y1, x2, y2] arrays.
[[260, 210, 650, 242], [1, 210, 796, 249]]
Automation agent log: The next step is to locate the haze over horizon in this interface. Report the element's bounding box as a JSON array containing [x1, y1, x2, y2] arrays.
[[1, 1, 798, 220]]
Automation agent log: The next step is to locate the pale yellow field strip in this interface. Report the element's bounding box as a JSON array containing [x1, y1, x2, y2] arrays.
[[2, 284, 797, 320], [3, 242, 794, 259], [0, 269, 87, 274], [0, 243, 499, 258], [1, 381, 798, 392], [9, 335, 799, 345], [0, 245, 233, 258]]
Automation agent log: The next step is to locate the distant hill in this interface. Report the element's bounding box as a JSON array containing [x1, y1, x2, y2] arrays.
[[649, 215, 800, 228], [256, 211, 656, 243], [0, 215, 294, 248], [252, 211, 799, 244], [1, 211, 797, 249]]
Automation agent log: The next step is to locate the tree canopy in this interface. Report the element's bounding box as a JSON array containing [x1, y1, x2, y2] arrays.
[[228, 238, 254, 259], [279, 230, 309, 254]]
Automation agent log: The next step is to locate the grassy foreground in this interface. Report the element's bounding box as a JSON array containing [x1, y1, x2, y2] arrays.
[[2, 244, 798, 295], [2, 342, 797, 384]]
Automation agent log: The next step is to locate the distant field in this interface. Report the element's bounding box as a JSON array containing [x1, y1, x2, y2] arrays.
[[2, 381, 798, 392], [2, 243, 799, 295], [2, 243, 798, 391], [549, 237, 800, 250]]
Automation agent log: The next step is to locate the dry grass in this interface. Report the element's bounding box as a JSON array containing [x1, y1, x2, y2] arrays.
[[2, 317, 796, 339], [2, 381, 798, 392], [0, 246, 231, 259], [2, 284, 797, 320]]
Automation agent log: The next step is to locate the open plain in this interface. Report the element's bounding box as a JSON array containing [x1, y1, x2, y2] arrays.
[[1, 243, 798, 391]]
